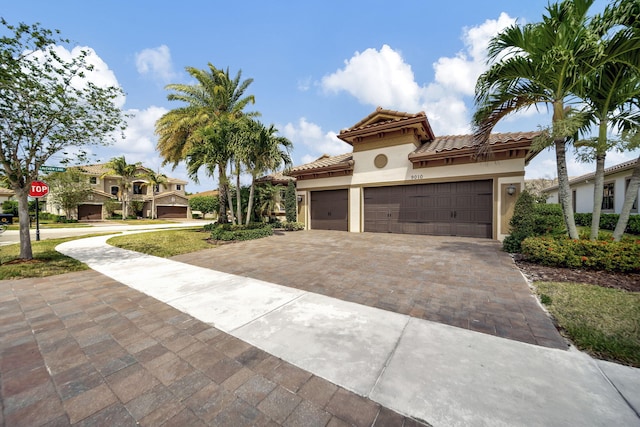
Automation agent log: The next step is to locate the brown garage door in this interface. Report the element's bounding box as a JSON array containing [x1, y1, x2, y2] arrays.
[[311, 189, 348, 231], [157, 206, 187, 219], [78, 204, 102, 220], [364, 180, 492, 238]]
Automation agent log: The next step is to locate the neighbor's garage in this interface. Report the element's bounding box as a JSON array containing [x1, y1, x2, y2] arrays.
[[363, 179, 492, 238], [156, 206, 187, 219], [78, 204, 102, 220], [310, 189, 348, 231]]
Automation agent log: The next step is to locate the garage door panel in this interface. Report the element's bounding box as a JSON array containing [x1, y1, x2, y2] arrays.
[[364, 180, 492, 238], [311, 189, 348, 231], [157, 206, 187, 219], [78, 204, 102, 220]]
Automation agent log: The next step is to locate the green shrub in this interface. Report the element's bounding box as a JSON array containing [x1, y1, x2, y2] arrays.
[[210, 223, 273, 241], [521, 237, 640, 272], [533, 203, 565, 236], [574, 212, 640, 235], [281, 221, 304, 231], [575, 213, 592, 227], [503, 190, 536, 253], [285, 180, 297, 223]]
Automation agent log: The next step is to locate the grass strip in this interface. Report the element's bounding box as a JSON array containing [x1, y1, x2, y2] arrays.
[[536, 281, 640, 367], [107, 228, 215, 258]]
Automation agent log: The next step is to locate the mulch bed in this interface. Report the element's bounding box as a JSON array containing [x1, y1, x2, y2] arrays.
[[514, 256, 640, 293]]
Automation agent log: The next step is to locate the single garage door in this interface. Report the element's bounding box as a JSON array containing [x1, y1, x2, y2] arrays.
[[78, 204, 102, 220], [157, 206, 187, 219], [310, 189, 348, 231], [364, 180, 492, 238]]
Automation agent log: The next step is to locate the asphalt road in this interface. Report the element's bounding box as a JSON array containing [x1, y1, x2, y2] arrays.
[[0, 219, 212, 246]]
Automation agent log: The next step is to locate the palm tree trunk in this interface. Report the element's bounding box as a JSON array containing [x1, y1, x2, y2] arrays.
[[235, 160, 243, 225], [246, 176, 256, 226], [217, 165, 228, 224], [612, 156, 640, 241], [590, 153, 606, 240], [555, 139, 579, 239]]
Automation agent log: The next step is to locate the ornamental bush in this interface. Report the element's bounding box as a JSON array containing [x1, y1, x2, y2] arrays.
[[521, 237, 640, 272], [574, 212, 640, 235], [210, 223, 273, 241], [281, 221, 304, 231]]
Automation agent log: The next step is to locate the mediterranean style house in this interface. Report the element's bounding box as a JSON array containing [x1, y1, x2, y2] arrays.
[[287, 107, 541, 240], [44, 163, 190, 220], [544, 159, 639, 215]]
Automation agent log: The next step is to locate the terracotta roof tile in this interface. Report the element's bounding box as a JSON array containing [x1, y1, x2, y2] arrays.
[[341, 107, 427, 134], [412, 131, 541, 155], [0, 187, 15, 196], [288, 153, 353, 174], [255, 171, 296, 184]]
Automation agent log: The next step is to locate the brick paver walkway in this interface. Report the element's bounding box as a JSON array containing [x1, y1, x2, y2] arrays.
[[1, 271, 428, 426], [174, 231, 566, 349]]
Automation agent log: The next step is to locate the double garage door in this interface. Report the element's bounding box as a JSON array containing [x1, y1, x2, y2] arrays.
[[310, 180, 493, 238], [157, 206, 187, 219], [78, 204, 102, 220]]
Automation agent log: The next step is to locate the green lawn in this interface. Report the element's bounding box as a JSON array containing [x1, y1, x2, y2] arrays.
[[536, 282, 640, 367], [107, 228, 216, 257]]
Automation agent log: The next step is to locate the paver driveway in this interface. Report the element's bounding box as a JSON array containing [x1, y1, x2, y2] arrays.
[[174, 230, 566, 349]]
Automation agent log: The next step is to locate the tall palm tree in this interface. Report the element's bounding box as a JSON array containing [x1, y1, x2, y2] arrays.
[[473, 0, 630, 239], [155, 63, 257, 223], [103, 156, 140, 220], [574, 62, 640, 240], [143, 169, 168, 219], [240, 120, 293, 225]]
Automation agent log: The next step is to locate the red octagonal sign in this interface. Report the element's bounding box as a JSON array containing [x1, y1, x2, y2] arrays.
[[29, 181, 49, 197]]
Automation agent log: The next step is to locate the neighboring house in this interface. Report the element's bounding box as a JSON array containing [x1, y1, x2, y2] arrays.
[[0, 187, 15, 204], [287, 107, 541, 240], [544, 159, 639, 215], [45, 163, 190, 220], [255, 172, 296, 220]]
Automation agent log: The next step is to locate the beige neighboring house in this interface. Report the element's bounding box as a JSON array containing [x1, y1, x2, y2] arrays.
[[0, 187, 15, 204], [45, 163, 190, 220], [287, 107, 541, 240]]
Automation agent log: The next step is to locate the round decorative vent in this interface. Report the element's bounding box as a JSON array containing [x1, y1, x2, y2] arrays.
[[374, 154, 388, 168]]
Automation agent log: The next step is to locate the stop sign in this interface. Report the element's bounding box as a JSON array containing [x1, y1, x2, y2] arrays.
[[29, 181, 49, 197]]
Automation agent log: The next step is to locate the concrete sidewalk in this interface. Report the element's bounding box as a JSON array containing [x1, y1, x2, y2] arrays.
[[56, 233, 640, 427]]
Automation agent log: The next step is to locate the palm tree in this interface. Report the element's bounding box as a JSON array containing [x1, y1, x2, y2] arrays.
[[473, 0, 633, 239], [242, 121, 293, 225], [155, 63, 257, 223], [103, 156, 140, 220], [143, 169, 168, 219], [574, 62, 640, 240]]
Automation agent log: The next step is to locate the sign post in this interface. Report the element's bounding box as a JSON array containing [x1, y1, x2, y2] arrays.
[[29, 181, 49, 241]]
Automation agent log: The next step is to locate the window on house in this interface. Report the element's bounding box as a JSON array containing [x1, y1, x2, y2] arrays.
[[110, 186, 119, 196], [602, 182, 615, 211], [133, 183, 143, 195], [90, 177, 97, 184], [625, 178, 638, 212], [176, 184, 181, 191], [154, 184, 160, 193], [572, 190, 576, 213]]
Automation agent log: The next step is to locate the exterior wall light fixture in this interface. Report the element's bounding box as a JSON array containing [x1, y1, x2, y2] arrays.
[[507, 184, 517, 196]]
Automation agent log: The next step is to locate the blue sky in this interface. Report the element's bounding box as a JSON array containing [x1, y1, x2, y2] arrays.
[[4, 0, 634, 193]]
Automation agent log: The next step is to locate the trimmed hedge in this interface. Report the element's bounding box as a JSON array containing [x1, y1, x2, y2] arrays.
[[575, 212, 640, 235], [210, 223, 273, 241], [281, 221, 304, 231], [521, 237, 640, 273]]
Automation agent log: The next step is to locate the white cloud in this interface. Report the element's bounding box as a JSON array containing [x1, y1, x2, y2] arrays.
[[321, 45, 422, 112], [114, 106, 167, 155], [135, 45, 176, 83], [281, 117, 351, 161], [319, 14, 517, 136]]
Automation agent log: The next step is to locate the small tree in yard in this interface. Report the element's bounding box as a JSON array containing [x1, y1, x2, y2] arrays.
[[189, 196, 219, 216], [285, 180, 297, 223], [46, 169, 92, 219], [0, 20, 126, 259], [104, 199, 119, 218]]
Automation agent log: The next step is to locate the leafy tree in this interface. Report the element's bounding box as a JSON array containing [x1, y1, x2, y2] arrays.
[[473, 0, 640, 240], [285, 180, 297, 222], [189, 195, 219, 215], [2, 200, 18, 216], [102, 156, 140, 220], [156, 64, 257, 224], [104, 199, 119, 218], [0, 20, 126, 259], [46, 169, 92, 219]]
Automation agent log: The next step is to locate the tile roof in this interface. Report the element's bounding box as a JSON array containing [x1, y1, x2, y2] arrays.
[[543, 158, 639, 192], [338, 107, 435, 143], [0, 187, 15, 196], [255, 171, 296, 184], [341, 107, 427, 134], [288, 153, 354, 175], [411, 131, 541, 156], [70, 163, 186, 183]]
